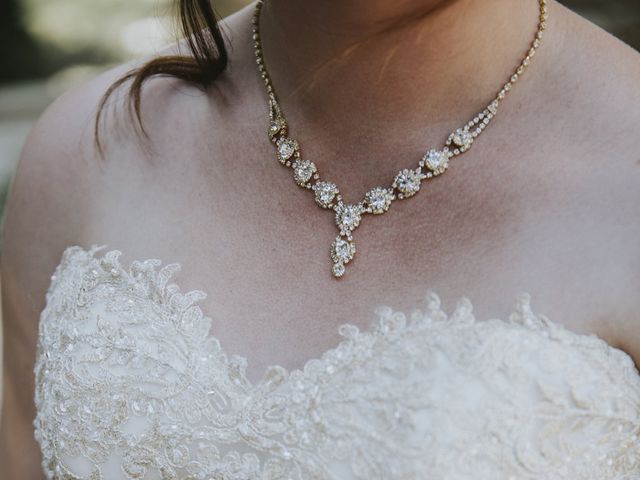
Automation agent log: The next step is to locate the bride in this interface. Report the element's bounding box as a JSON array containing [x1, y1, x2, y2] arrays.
[[1, 0, 639, 478]]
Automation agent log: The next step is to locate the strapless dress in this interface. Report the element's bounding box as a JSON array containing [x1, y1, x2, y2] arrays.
[[33, 245, 640, 479]]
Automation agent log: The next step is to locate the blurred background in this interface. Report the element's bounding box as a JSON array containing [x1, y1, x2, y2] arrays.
[[0, 0, 639, 220]]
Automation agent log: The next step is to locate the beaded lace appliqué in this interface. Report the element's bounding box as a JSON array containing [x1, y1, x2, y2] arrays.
[[34, 245, 640, 479]]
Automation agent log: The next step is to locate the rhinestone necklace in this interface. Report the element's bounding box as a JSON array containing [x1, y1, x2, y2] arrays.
[[251, 0, 548, 278]]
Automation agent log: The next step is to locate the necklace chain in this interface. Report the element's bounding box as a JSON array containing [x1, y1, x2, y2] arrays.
[[251, 0, 548, 278]]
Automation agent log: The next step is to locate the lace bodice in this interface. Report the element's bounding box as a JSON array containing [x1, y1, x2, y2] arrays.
[[33, 245, 640, 479]]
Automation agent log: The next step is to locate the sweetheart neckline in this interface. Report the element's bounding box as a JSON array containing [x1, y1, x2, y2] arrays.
[[46, 243, 640, 389]]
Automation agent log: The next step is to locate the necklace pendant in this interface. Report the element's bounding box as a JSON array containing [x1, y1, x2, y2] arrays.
[[331, 201, 363, 278], [330, 235, 356, 278]]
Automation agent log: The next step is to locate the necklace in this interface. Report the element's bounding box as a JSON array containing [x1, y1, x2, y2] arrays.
[[252, 0, 548, 278]]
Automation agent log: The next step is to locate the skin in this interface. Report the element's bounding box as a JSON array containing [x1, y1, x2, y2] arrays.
[[1, 0, 639, 477]]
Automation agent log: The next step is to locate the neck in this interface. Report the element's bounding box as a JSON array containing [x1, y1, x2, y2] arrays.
[[265, 0, 459, 45], [248, 0, 547, 176], [254, 0, 544, 113]]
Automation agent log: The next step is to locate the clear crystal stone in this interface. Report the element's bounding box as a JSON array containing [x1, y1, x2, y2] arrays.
[[276, 138, 297, 163], [452, 129, 472, 149], [365, 187, 394, 214], [332, 262, 346, 277], [422, 149, 448, 174], [393, 169, 422, 197], [269, 117, 285, 138], [292, 159, 316, 186], [331, 236, 355, 264], [313, 181, 338, 208], [334, 203, 362, 234]]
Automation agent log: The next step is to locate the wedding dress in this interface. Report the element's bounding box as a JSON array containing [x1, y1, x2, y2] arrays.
[[33, 244, 640, 479]]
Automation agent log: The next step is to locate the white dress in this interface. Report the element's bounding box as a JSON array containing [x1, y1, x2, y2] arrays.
[[33, 244, 640, 479]]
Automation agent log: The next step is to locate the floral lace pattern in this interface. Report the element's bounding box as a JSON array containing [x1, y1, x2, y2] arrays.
[[33, 245, 640, 479]]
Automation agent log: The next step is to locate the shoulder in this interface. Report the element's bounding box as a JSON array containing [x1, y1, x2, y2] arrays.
[[553, 3, 640, 238], [546, 2, 640, 140], [538, 2, 640, 216], [547, 3, 640, 216], [543, 3, 640, 359], [0, 64, 116, 307], [0, 2, 255, 310], [0, 44, 220, 311]]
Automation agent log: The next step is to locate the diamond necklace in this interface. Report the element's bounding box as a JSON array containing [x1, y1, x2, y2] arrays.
[[251, 0, 548, 278]]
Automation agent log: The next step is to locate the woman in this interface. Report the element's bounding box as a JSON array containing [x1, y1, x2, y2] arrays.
[[1, 0, 639, 478]]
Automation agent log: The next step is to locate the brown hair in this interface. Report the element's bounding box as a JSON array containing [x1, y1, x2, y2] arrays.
[[94, 0, 229, 153]]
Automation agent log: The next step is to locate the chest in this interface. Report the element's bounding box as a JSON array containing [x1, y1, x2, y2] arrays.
[[86, 115, 635, 379]]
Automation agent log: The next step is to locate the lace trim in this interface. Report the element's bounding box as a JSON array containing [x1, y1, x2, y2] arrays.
[[47, 244, 640, 390], [33, 243, 640, 480]]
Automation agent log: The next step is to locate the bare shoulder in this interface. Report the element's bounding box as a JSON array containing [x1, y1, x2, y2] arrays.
[[553, 3, 640, 229], [0, 2, 252, 375], [543, 3, 640, 357], [0, 44, 220, 302], [552, 2, 639, 138], [1, 60, 135, 303], [545, 3, 640, 221], [546, 2, 640, 139]]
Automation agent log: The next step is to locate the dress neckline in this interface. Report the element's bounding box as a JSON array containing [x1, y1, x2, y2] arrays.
[[46, 243, 640, 389]]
